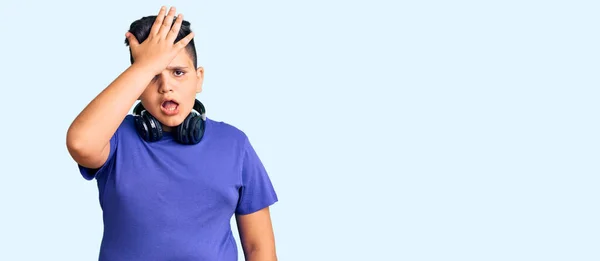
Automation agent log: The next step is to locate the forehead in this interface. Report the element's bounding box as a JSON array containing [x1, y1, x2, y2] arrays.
[[169, 50, 195, 67]]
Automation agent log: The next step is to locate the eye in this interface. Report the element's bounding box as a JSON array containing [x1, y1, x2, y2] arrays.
[[174, 70, 185, 77]]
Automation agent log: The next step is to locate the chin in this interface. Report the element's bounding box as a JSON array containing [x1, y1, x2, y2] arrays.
[[158, 116, 185, 129]]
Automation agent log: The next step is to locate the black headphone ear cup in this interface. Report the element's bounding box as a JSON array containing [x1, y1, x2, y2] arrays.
[[175, 113, 194, 144], [175, 113, 204, 145], [188, 116, 205, 144], [172, 99, 206, 145], [134, 114, 150, 141], [141, 111, 163, 142]]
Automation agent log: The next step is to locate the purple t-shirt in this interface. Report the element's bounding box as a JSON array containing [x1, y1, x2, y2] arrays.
[[78, 115, 278, 261]]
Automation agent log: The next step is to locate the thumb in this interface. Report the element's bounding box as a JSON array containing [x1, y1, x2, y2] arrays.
[[126, 32, 139, 47]]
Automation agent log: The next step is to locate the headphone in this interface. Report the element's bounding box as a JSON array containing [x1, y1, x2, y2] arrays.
[[133, 99, 207, 144]]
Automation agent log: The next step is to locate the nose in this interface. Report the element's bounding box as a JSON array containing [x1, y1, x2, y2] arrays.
[[157, 74, 173, 93]]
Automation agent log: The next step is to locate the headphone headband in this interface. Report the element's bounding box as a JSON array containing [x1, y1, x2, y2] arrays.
[[133, 99, 206, 120]]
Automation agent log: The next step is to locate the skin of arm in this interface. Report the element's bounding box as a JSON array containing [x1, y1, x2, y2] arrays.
[[236, 207, 278, 261], [66, 64, 156, 169]]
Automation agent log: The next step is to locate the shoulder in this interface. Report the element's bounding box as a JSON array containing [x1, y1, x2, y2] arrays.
[[116, 115, 139, 137], [122, 114, 136, 127], [109, 114, 142, 144], [205, 117, 250, 145]]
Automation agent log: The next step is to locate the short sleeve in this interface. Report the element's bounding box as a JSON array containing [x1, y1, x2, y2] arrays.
[[235, 137, 278, 215], [78, 132, 118, 181]]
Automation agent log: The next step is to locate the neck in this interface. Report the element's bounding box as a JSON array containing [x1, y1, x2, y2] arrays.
[[162, 125, 174, 132]]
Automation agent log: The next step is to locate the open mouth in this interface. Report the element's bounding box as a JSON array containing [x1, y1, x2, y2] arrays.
[[161, 99, 180, 115]]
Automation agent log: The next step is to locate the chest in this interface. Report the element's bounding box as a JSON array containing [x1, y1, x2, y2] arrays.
[[101, 141, 243, 215]]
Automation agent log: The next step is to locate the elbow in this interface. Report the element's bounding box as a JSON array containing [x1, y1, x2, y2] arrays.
[[66, 128, 87, 158], [66, 132, 89, 163], [66, 129, 107, 169]]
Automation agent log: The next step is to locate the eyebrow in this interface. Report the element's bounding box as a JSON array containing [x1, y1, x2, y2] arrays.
[[166, 66, 189, 70]]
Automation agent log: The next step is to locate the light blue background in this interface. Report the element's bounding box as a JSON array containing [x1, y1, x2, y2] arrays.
[[0, 0, 598, 260]]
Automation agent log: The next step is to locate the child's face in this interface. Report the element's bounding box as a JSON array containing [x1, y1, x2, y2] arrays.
[[138, 50, 204, 131]]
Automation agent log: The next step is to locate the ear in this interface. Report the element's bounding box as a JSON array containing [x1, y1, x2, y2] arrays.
[[195, 66, 204, 93]]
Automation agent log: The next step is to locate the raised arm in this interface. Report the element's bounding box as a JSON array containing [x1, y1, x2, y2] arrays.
[[66, 6, 194, 169]]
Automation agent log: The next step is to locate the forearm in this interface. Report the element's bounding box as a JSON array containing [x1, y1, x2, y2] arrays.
[[67, 63, 154, 157]]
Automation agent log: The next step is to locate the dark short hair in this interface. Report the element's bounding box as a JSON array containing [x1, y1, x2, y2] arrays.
[[124, 15, 198, 68]]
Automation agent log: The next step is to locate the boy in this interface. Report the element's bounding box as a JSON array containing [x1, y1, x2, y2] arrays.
[[66, 6, 278, 261]]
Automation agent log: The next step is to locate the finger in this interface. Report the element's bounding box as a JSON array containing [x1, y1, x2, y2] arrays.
[[175, 31, 195, 49], [126, 32, 140, 47], [166, 14, 184, 43], [149, 6, 167, 36], [159, 6, 177, 38]]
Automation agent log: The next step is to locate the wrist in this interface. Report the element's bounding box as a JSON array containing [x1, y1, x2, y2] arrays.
[[129, 62, 161, 77]]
